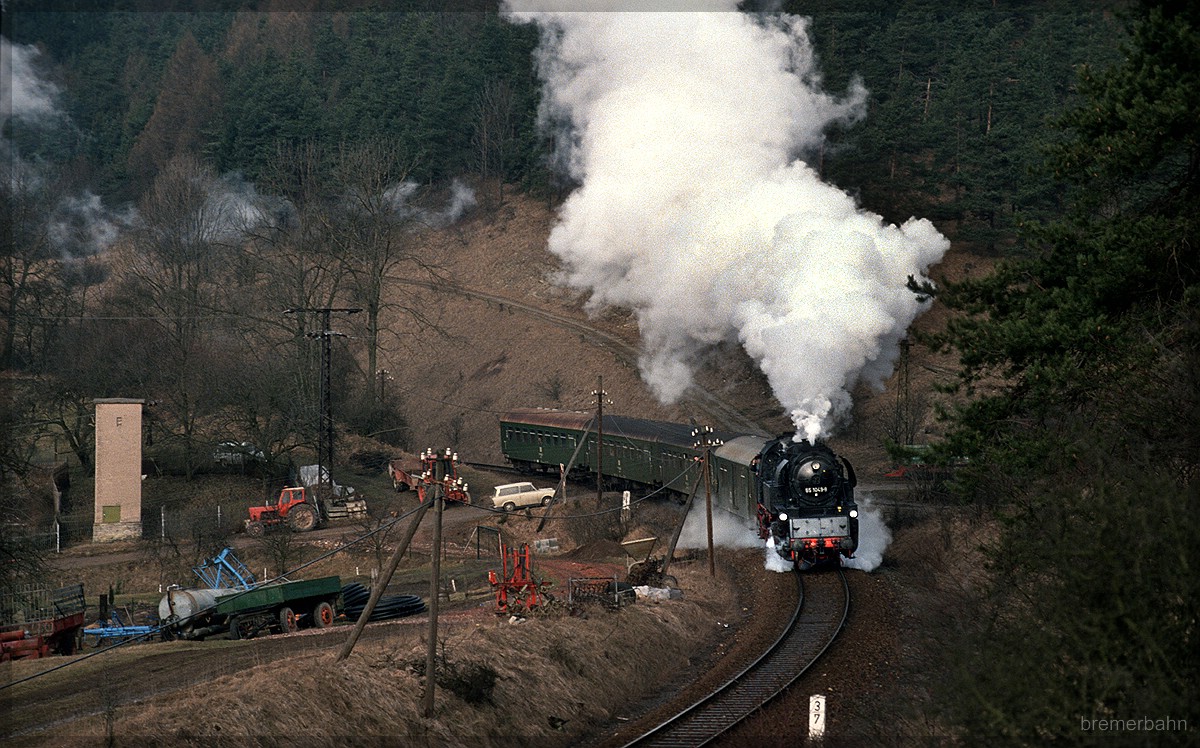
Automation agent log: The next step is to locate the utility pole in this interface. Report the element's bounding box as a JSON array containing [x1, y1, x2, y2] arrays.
[[661, 467, 702, 579], [337, 447, 459, 665], [898, 337, 911, 445], [377, 368, 392, 404], [336, 499, 432, 662], [692, 425, 723, 577], [592, 376, 609, 509], [285, 307, 361, 493], [537, 417, 594, 533], [423, 448, 458, 718]]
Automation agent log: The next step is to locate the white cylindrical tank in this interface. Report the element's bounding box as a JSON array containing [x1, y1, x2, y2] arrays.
[[158, 587, 238, 627]]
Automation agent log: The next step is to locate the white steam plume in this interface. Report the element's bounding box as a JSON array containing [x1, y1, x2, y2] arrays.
[[676, 504, 761, 551], [49, 192, 137, 257], [439, 178, 478, 225], [841, 494, 891, 572], [1, 37, 60, 128], [3, 36, 138, 257], [505, 6, 949, 441], [203, 172, 292, 241], [382, 178, 477, 227]]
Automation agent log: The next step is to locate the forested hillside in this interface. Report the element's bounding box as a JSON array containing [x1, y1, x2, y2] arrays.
[[2, 3, 1130, 452], [6, 7, 545, 198], [7, 3, 1122, 227], [2, 3, 1131, 457], [3, 3, 1196, 744]]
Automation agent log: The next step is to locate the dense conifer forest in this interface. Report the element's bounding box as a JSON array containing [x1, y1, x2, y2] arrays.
[[3, 3, 1195, 743]]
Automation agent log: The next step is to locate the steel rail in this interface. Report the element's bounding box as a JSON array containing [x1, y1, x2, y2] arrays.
[[622, 568, 850, 748]]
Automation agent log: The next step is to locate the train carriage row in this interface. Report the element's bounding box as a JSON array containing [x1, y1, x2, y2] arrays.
[[499, 408, 768, 524], [500, 407, 859, 569]]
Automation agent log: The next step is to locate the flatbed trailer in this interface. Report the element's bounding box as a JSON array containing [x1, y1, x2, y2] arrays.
[[160, 576, 343, 641], [218, 576, 342, 640]]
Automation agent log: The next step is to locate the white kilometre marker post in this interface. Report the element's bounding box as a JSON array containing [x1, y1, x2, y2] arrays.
[[809, 694, 826, 741]]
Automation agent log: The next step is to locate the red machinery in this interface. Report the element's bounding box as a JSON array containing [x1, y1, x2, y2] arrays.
[[245, 486, 321, 536], [411, 449, 472, 504], [388, 460, 415, 492], [0, 583, 87, 661], [0, 629, 50, 660], [488, 543, 546, 614]]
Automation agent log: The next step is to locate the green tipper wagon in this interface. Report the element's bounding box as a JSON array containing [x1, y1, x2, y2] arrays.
[[216, 576, 342, 640], [157, 549, 342, 641]]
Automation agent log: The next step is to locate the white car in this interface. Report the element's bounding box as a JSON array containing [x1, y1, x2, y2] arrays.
[[491, 482, 555, 512]]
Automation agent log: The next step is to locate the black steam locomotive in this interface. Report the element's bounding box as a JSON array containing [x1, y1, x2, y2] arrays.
[[754, 436, 859, 569], [499, 409, 859, 570]]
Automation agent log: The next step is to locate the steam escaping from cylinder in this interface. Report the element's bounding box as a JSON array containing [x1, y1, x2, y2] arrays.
[[504, 5, 949, 440], [676, 503, 761, 551], [841, 494, 891, 572], [763, 537, 795, 573]]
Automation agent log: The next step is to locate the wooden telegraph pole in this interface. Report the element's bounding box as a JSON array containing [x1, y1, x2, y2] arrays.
[[692, 425, 723, 577], [335, 499, 431, 662], [661, 468, 702, 579], [423, 448, 458, 718], [592, 376, 609, 509], [537, 416, 594, 533]]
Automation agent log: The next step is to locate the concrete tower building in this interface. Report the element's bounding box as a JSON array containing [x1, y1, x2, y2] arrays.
[[92, 398, 144, 542]]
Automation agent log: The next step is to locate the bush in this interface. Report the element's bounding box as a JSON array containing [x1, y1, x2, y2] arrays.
[[409, 655, 498, 705]]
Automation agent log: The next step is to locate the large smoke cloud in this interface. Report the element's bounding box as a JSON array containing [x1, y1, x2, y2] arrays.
[[505, 5, 949, 440]]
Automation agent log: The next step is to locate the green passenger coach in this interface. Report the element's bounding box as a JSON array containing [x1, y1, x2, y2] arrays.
[[498, 408, 769, 517], [499, 408, 859, 570]]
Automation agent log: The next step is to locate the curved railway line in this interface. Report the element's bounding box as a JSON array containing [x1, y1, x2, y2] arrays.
[[623, 568, 850, 748]]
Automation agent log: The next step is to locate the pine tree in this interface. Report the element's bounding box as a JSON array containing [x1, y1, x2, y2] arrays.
[[916, 3, 1199, 742]]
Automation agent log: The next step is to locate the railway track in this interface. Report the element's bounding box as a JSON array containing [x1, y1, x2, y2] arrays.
[[623, 568, 850, 748]]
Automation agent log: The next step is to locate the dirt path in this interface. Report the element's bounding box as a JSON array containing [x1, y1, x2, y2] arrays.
[[2, 626, 353, 738]]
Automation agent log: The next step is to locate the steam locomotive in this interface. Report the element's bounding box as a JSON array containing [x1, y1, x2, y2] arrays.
[[753, 435, 859, 569], [499, 408, 858, 570]]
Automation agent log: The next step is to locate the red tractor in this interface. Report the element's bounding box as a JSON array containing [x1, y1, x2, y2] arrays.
[[244, 487, 329, 536]]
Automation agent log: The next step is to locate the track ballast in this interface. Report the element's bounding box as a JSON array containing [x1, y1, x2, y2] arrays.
[[622, 568, 850, 748]]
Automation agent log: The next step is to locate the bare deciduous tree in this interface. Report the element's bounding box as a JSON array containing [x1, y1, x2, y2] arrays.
[[472, 79, 517, 204], [321, 140, 441, 395], [121, 155, 242, 478]]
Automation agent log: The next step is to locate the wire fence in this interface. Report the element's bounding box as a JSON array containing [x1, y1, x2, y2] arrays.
[[12, 504, 244, 555]]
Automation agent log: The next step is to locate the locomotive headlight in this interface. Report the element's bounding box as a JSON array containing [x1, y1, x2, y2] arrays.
[[849, 509, 859, 518], [778, 512, 788, 522]]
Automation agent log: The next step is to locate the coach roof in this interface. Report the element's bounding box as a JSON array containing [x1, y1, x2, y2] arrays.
[[501, 408, 747, 451]]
